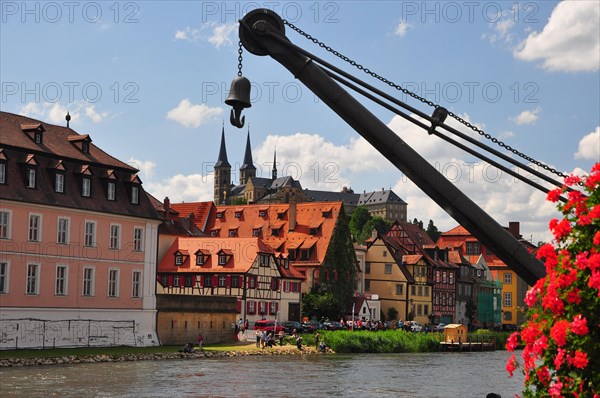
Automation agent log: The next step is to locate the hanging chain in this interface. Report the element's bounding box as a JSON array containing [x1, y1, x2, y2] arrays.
[[283, 20, 570, 180], [237, 41, 244, 76]]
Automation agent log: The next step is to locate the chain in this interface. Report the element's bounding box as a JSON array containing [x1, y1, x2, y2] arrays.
[[237, 41, 243, 76], [283, 20, 570, 180]]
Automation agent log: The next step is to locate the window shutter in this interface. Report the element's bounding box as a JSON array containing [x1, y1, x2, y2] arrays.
[[226, 275, 231, 287], [236, 299, 242, 313], [212, 275, 218, 286], [167, 275, 173, 286]]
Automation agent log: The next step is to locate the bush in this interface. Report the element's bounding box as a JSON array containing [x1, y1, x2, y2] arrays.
[[322, 330, 439, 353]]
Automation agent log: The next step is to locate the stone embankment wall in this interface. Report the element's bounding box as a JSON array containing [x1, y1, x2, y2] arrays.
[[0, 347, 332, 367]]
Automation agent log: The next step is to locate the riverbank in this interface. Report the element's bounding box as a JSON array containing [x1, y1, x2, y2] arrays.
[[0, 342, 327, 368]]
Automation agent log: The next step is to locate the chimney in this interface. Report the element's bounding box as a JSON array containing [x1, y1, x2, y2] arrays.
[[163, 197, 171, 219], [289, 194, 297, 232], [188, 212, 196, 233], [508, 221, 520, 238], [382, 187, 384, 192]]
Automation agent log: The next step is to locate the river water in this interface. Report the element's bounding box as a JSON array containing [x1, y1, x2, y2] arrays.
[[1, 351, 524, 397]]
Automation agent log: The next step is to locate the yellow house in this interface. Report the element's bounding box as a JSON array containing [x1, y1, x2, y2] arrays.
[[364, 234, 432, 324], [444, 324, 468, 343]]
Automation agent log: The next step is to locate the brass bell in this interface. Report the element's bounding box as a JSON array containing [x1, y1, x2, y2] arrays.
[[225, 76, 252, 128]]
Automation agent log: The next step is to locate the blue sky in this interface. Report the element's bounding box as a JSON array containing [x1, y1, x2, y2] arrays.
[[2, 1, 599, 242]]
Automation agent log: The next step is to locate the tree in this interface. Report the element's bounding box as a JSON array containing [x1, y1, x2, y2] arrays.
[[466, 298, 477, 328], [412, 218, 423, 230], [426, 219, 441, 241], [349, 206, 370, 240], [309, 206, 358, 320], [387, 307, 399, 321], [358, 216, 392, 243], [230, 196, 247, 205], [506, 164, 600, 396]]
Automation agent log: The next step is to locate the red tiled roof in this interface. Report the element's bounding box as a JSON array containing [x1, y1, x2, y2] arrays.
[[158, 237, 275, 273], [171, 201, 214, 231], [402, 254, 423, 264]]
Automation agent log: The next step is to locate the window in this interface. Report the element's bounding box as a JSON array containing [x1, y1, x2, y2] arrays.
[[248, 300, 256, 314], [0, 163, 5, 184], [203, 275, 212, 287], [34, 132, 42, 143], [84, 221, 96, 247], [175, 255, 183, 266], [26, 168, 36, 188], [424, 286, 429, 296], [107, 182, 116, 201], [196, 254, 205, 265], [218, 254, 228, 265], [174, 275, 181, 287], [216, 212, 224, 219], [269, 301, 277, 315], [185, 275, 193, 287], [417, 304, 422, 316], [82, 177, 91, 197], [449, 272, 454, 285], [383, 250, 387, 257], [26, 263, 39, 295], [384, 263, 392, 274], [503, 311, 513, 321], [234, 211, 242, 218], [503, 292, 512, 307], [466, 241, 480, 255], [0, 261, 9, 293], [395, 284, 403, 295], [411, 285, 416, 295], [259, 301, 266, 315], [57, 217, 69, 244], [364, 279, 370, 291], [271, 278, 279, 291], [210, 230, 219, 237], [55, 265, 68, 296], [435, 270, 440, 283], [248, 276, 256, 289], [161, 275, 168, 286], [271, 227, 280, 236], [424, 305, 429, 315], [252, 228, 261, 237], [83, 268, 94, 296], [133, 227, 144, 251], [131, 186, 139, 204], [0, 210, 11, 239], [365, 263, 371, 274], [28, 214, 41, 242], [448, 295, 454, 306], [132, 271, 141, 298], [55, 173, 64, 193], [418, 285, 423, 296], [231, 275, 240, 288], [218, 275, 226, 287], [442, 271, 447, 284], [442, 294, 447, 305], [108, 269, 119, 297], [300, 249, 310, 261], [229, 229, 237, 237], [503, 273, 512, 284], [434, 293, 439, 305], [109, 224, 121, 249], [260, 255, 269, 267], [82, 141, 89, 153]]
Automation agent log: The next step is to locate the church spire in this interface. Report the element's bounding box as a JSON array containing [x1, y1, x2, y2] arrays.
[[272, 147, 278, 180], [215, 124, 230, 168], [239, 125, 256, 184]]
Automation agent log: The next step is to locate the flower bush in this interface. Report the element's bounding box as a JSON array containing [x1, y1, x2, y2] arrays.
[[506, 163, 600, 397]]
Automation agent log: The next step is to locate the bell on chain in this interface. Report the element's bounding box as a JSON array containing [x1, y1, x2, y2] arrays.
[[225, 76, 252, 128]]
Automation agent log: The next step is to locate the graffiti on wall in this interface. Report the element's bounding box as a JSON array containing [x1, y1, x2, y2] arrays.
[[0, 318, 158, 349]]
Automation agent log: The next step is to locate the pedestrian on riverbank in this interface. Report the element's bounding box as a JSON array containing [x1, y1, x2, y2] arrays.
[[255, 329, 261, 348], [278, 329, 285, 346], [197, 333, 203, 351], [315, 333, 320, 349]]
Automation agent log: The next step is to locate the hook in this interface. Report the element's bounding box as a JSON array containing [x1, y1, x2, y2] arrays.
[[230, 107, 245, 128]]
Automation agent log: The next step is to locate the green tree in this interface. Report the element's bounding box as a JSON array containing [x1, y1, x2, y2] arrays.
[[387, 307, 399, 321], [412, 218, 423, 230], [426, 219, 441, 241], [358, 216, 391, 243], [466, 298, 477, 327], [229, 196, 247, 205], [349, 206, 370, 240], [309, 206, 358, 320]]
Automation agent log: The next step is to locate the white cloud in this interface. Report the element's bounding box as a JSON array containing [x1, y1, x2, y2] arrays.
[[166, 99, 224, 128], [146, 173, 214, 203], [394, 21, 410, 37], [18, 101, 110, 125], [574, 126, 600, 161], [511, 107, 541, 125], [128, 157, 157, 180], [498, 131, 515, 139], [482, 3, 517, 45], [208, 23, 237, 48], [174, 22, 237, 49], [85, 105, 109, 123], [514, 1, 600, 72]]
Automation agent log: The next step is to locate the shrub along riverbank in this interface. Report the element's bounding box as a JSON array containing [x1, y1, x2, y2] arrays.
[[321, 330, 440, 353]]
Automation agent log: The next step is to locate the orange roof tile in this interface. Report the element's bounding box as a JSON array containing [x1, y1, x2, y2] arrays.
[[171, 201, 214, 231], [158, 237, 274, 273]]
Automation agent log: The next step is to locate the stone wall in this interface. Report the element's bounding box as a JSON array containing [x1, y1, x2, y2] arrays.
[[156, 295, 238, 345]]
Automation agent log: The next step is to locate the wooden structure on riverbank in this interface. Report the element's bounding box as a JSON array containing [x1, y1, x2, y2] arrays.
[[439, 339, 496, 352]]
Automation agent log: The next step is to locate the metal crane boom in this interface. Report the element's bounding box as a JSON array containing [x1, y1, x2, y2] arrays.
[[236, 9, 545, 286]]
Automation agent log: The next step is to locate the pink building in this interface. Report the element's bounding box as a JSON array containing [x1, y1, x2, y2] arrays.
[[0, 112, 161, 349]]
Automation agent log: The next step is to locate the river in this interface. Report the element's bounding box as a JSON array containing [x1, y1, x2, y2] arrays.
[[0, 351, 524, 397]]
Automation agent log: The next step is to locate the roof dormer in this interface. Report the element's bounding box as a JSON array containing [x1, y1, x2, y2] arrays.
[[195, 249, 210, 265], [68, 134, 92, 154], [21, 123, 45, 145], [174, 249, 190, 266], [217, 249, 233, 265]]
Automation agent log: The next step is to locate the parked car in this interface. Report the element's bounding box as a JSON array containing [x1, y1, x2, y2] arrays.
[[323, 321, 347, 331], [433, 323, 446, 332], [410, 321, 423, 332], [301, 321, 323, 333], [253, 319, 284, 334], [281, 321, 302, 334]]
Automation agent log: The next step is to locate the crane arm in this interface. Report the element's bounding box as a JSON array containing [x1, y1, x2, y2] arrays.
[[237, 9, 545, 285]]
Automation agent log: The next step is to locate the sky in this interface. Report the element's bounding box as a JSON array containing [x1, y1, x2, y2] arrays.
[[2, 0, 599, 243]]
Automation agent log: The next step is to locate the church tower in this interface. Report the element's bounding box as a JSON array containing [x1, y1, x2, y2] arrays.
[[239, 128, 256, 184], [272, 148, 278, 180], [214, 126, 231, 205]]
